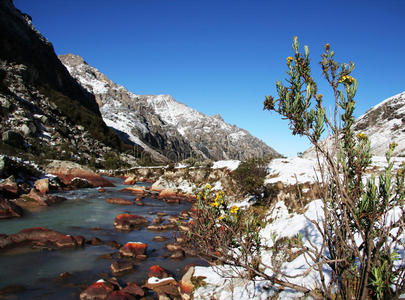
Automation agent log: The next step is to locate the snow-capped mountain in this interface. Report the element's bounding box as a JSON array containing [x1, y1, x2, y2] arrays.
[[59, 54, 279, 162], [304, 91, 405, 158]]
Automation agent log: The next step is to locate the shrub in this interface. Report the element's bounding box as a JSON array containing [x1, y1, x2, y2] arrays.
[[232, 157, 270, 197]]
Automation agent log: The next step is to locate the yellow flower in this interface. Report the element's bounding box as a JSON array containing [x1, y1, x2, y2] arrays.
[[339, 75, 355, 84], [205, 184, 212, 190], [210, 201, 219, 208], [219, 215, 225, 220], [230, 205, 239, 214], [356, 133, 368, 140], [287, 56, 293, 64]]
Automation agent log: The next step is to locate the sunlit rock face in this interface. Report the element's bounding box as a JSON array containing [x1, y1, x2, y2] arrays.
[[59, 54, 280, 161]]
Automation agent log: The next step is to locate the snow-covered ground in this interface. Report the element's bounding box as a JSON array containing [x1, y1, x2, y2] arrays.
[[212, 160, 240, 172], [192, 155, 405, 299]]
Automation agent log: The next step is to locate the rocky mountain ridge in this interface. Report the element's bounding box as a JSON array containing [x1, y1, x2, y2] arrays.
[[304, 91, 405, 158], [0, 0, 137, 167], [59, 53, 279, 162]]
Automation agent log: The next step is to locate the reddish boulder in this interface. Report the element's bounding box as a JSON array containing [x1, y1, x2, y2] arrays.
[[17, 189, 66, 207], [45, 160, 114, 188], [80, 279, 116, 300], [114, 214, 149, 230], [121, 283, 144, 297], [0, 197, 23, 219], [34, 178, 49, 194], [0, 227, 85, 249], [148, 265, 168, 279], [119, 242, 147, 257], [105, 198, 133, 205], [119, 186, 145, 196]]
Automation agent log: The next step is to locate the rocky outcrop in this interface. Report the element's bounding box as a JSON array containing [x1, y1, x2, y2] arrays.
[[304, 91, 405, 158], [59, 54, 280, 162], [0, 227, 84, 249], [45, 160, 114, 187], [119, 242, 147, 257], [0, 1, 137, 166]]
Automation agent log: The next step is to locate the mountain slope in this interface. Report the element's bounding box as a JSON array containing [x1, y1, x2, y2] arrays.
[[0, 0, 135, 166], [59, 54, 280, 161], [304, 91, 405, 158]]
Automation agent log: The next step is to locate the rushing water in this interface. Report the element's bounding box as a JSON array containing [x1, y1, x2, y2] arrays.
[[0, 177, 206, 299]]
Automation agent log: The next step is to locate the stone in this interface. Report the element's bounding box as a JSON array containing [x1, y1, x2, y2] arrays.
[[153, 236, 169, 242], [179, 266, 194, 298], [89, 237, 104, 245], [80, 279, 115, 300], [119, 242, 147, 257], [114, 214, 150, 231], [147, 224, 176, 231], [152, 217, 164, 225], [45, 160, 114, 188], [144, 277, 179, 297], [34, 178, 49, 194], [107, 240, 121, 249], [70, 177, 93, 189], [106, 198, 133, 205], [167, 216, 179, 224], [123, 176, 137, 185], [169, 250, 184, 259], [165, 243, 183, 252], [0, 197, 23, 219], [0, 227, 85, 249], [0, 176, 19, 198], [105, 290, 134, 300], [148, 265, 168, 279], [110, 260, 134, 275], [121, 283, 144, 297]]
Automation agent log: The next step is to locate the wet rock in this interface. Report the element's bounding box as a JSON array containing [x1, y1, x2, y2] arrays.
[[165, 199, 180, 204], [147, 224, 176, 231], [88, 237, 104, 246], [123, 176, 137, 185], [179, 266, 194, 299], [114, 214, 150, 231], [156, 212, 168, 217], [144, 277, 179, 297], [165, 243, 183, 252], [119, 186, 145, 196], [0, 197, 23, 219], [16, 189, 66, 207], [167, 216, 179, 224], [169, 250, 184, 260], [56, 272, 72, 281], [34, 178, 49, 194], [153, 236, 169, 242], [98, 188, 107, 193], [135, 201, 144, 206], [0, 176, 19, 198], [105, 290, 134, 300], [148, 265, 168, 279], [80, 279, 116, 300], [107, 240, 121, 249], [106, 198, 133, 205], [46, 160, 115, 187], [0, 227, 85, 249], [110, 260, 134, 275], [152, 217, 164, 225], [119, 242, 147, 257], [121, 282, 144, 297], [70, 177, 93, 189]]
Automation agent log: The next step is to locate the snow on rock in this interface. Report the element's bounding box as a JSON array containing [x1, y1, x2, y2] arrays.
[[212, 160, 240, 171]]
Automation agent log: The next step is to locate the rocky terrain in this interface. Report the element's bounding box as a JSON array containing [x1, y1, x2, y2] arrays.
[[0, 0, 138, 166], [59, 54, 279, 162], [304, 91, 405, 158]]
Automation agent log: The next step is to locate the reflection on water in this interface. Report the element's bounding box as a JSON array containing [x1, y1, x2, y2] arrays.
[[0, 177, 206, 299]]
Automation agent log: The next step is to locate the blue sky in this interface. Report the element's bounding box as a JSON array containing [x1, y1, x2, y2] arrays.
[[15, 0, 405, 157]]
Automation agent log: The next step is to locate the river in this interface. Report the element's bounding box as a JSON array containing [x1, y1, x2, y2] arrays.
[[0, 176, 206, 299]]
